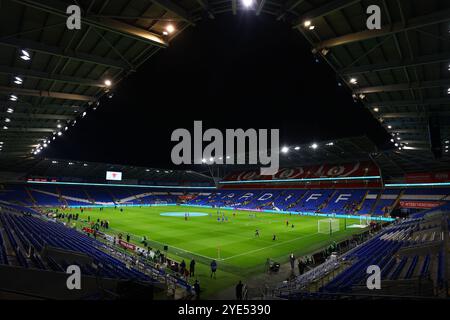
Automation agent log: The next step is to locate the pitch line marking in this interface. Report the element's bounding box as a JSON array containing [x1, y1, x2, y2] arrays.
[[108, 227, 217, 260], [221, 232, 321, 261]]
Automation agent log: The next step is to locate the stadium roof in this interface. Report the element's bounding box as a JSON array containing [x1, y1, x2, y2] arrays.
[[0, 157, 214, 184], [1, 0, 450, 177]]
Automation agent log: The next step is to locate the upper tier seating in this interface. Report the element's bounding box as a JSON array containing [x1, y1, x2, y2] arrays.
[[3, 184, 450, 219]]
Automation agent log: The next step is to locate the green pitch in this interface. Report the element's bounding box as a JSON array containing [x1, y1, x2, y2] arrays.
[[61, 205, 365, 297]]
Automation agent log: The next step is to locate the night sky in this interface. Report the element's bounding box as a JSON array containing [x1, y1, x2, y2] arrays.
[[45, 13, 390, 169]]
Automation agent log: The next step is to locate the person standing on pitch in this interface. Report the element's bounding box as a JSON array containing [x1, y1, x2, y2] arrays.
[[289, 253, 295, 270], [210, 259, 217, 279], [190, 259, 196, 277]]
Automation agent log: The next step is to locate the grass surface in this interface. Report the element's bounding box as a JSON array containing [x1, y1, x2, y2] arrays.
[[59, 205, 365, 297]]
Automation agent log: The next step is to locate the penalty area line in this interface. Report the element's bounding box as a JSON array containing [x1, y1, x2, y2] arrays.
[[221, 232, 321, 261]]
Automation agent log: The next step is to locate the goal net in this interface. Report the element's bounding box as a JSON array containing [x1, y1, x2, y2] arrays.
[[318, 218, 340, 235], [359, 214, 372, 226]]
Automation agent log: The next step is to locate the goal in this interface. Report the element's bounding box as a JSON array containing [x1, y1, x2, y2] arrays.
[[359, 214, 372, 226], [318, 218, 340, 235]]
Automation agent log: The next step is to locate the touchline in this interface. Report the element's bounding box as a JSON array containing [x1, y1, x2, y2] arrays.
[[171, 120, 280, 175]]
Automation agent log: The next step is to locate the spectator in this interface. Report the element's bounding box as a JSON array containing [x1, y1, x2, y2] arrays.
[[298, 258, 305, 275], [210, 260, 217, 279], [180, 259, 186, 274], [289, 253, 295, 270], [235, 281, 243, 300], [190, 259, 196, 277], [194, 280, 201, 300]]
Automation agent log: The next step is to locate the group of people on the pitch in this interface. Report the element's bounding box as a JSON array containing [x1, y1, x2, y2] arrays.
[[213, 210, 229, 223], [254, 219, 298, 240]]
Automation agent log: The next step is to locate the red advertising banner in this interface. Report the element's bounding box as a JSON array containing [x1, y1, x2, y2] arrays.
[[399, 201, 444, 209], [405, 172, 450, 183], [223, 161, 379, 181], [118, 240, 136, 251], [179, 194, 196, 200]]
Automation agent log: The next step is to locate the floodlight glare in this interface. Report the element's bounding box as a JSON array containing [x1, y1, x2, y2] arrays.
[[349, 78, 358, 85], [20, 50, 31, 61], [294, 146, 300, 150], [281, 146, 289, 153], [165, 24, 175, 34], [304, 20, 311, 27], [311, 143, 318, 149], [14, 76, 23, 85], [242, 0, 253, 7], [104, 79, 112, 87]]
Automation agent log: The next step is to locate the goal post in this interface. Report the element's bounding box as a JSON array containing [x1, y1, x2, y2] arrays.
[[318, 218, 340, 235], [359, 214, 372, 226]]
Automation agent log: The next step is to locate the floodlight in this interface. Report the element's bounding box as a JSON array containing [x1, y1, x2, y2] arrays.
[[20, 50, 31, 61], [165, 24, 175, 34], [14, 76, 23, 85], [281, 146, 289, 153], [242, 0, 253, 8]]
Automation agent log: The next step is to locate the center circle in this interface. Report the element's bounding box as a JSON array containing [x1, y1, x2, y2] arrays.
[[160, 212, 208, 217]]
